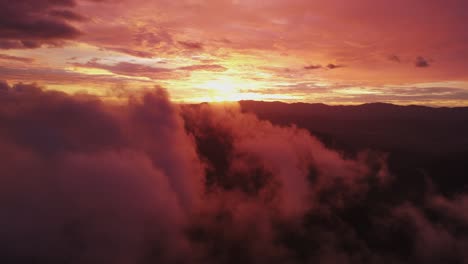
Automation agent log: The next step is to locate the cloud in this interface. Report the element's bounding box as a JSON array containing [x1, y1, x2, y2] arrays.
[[0, 40, 46, 50], [328, 86, 468, 104], [0, 82, 387, 263], [391, 201, 468, 263], [103, 47, 155, 58], [71, 60, 178, 80], [303, 63, 344, 70], [0, 65, 155, 86], [242, 82, 339, 95], [49, 9, 86, 21], [431, 194, 468, 224], [0, 0, 83, 49], [0, 53, 34, 63], [290, 63, 346, 73], [178, 64, 227, 72], [388, 54, 401, 63], [326, 63, 344, 69], [182, 103, 388, 216], [0, 80, 8, 90], [0, 82, 203, 263], [178, 41, 204, 50], [304, 64, 322, 70], [2, 82, 468, 263], [298, 63, 346, 72], [415, 56, 430, 67], [2, 0, 465, 86], [71, 60, 228, 80]]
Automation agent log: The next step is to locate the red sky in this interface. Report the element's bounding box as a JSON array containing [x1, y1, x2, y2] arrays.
[[1, 0, 468, 105]]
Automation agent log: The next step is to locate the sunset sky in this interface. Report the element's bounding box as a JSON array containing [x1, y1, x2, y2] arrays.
[[1, 0, 468, 105]]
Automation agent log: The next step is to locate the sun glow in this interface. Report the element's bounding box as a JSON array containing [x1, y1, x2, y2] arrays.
[[180, 76, 304, 103], [195, 77, 260, 102]]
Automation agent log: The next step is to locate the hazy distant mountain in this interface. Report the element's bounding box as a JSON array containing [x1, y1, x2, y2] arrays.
[[238, 101, 468, 195], [239, 101, 468, 154]]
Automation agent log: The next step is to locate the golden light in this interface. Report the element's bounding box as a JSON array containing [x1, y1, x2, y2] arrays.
[[183, 76, 304, 103], [194, 77, 262, 102]]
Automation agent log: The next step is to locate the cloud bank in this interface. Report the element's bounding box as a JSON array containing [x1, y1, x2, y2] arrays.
[[1, 82, 468, 263]]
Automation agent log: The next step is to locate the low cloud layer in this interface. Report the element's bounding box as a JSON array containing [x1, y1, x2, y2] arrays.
[[1, 82, 468, 263]]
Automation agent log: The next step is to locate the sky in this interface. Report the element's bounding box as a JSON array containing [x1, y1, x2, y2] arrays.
[[1, 0, 468, 105]]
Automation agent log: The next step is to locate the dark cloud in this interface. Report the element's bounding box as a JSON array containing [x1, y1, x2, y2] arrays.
[[0, 53, 34, 63], [326, 63, 344, 69], [0, 40, 45, 49], [304, 64, 344, 70], [304, 64, 322, 70], [49, 9, 86, 21], [178, 41, 204, 50], [415, 56, 430, 67], [388, 54, 401, 63], [0, 0, 83, 49], [104, 47, 155, 58]]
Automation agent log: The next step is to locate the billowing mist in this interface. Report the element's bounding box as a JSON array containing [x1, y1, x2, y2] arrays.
[[1, 83, 468, 264]]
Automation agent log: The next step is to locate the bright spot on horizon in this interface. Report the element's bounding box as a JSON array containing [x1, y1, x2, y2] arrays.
[[188, 77, 300, 103]]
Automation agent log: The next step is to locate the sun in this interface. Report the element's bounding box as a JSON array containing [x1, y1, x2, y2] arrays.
[[188, 76, 301, 103], [202, 78, 237, 101], [194, 77, 260, 102]]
